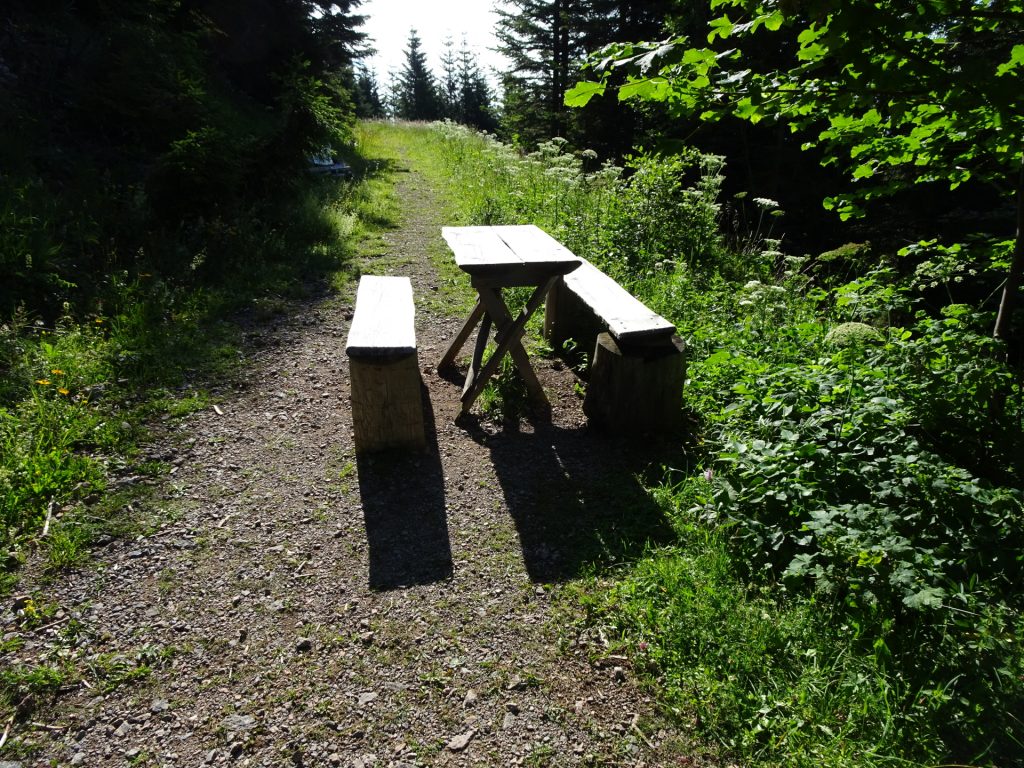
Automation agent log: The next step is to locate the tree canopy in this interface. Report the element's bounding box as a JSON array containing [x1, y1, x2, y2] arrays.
[[1, 0, 368, 312], [566, 0, 1024, 338], [392, 29, 441, 121]]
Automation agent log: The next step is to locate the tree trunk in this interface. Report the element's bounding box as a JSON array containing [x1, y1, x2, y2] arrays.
[[994, 156, 1024, 341]]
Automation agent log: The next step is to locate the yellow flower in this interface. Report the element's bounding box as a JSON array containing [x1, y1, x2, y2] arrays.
[[51, 368, 64, 375], [94, 318, 103, 324], [58, 387, 70, 395], [36, 379, 51, 386]]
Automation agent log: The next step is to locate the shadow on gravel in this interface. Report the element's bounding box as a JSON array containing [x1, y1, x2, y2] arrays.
[[358, 385, 451, 590], [477, 420, 678, 582]]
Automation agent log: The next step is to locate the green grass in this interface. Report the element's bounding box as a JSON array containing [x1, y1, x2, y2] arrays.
[[0, 148, 403, 591], [366, 120, 1024, 768]]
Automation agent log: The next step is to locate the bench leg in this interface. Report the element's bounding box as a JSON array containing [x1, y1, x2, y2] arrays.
[[461, 311, 492, 400], [461, 279, 555, 412], [583, 332, 687, 434], [350, 352, 427, 452], [439, 299, 485, 369], [543, 278, 602, 365]]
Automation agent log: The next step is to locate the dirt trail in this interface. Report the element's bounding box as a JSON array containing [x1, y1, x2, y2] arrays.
[[8, 147, 698, 766]]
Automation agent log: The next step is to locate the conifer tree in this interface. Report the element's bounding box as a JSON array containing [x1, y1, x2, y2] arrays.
[[439, 36, 460, 120], [495, 0, 671, 147], [392, 29, 440, 121], [457, 38, 497, 132], [353, 62, 385, 118], [496, 0, 587, 143]]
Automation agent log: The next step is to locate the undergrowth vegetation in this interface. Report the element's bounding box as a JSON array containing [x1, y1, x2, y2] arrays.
[[399, 120, 1024, 766], [0, 170, 387, 587]]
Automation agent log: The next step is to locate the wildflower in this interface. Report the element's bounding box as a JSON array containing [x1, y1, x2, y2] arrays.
[[36, 379, 51, 386], [51, 368, 64, 375], [704, 467, 714, 483], [58, 387, 70, 395], [94, 318, 103, 324]]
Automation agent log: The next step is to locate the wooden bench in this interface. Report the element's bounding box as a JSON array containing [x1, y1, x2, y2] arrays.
[[345, 276, 426, 452], [544, 258, 686, 433]]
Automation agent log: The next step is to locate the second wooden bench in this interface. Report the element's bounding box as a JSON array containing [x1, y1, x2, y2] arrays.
[[544, 258, 686, 433]]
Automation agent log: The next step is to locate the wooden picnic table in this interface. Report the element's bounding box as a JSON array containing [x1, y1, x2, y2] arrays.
[[438, 225, 581, 413]]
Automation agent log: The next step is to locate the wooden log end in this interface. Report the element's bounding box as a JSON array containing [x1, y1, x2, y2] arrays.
[[583, 332, 686, 435]]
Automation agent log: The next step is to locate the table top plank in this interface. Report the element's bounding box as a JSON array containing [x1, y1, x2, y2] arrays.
[[345, 275, 417, 358], [490, 225, 579, 265], [442, 225, 580, 278], [442, 227, 520, 270]]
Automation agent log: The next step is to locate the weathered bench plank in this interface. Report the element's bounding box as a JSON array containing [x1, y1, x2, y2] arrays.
[[346, 275, 417, 358], [346, 276, 425, 452], [562, 260, 675, 343], [542, 250, 685, 434]]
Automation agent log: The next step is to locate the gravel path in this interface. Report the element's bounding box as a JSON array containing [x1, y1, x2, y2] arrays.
[[3, 146, 702, 766]]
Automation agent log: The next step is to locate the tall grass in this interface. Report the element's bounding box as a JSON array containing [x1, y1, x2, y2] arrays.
[[376, 120, 1024, 767]]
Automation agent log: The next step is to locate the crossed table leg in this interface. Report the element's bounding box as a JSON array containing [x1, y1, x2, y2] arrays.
[[439, 277, 559, 413]]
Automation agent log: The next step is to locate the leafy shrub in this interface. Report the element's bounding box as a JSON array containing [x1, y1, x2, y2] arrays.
[[427, 121, 727, 282], [604, 150, 725, 281], [664, 267, 1024, 763]]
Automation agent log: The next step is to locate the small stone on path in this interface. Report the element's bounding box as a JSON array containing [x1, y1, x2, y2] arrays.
[[446, 730, 475, 751], [220, 714, 256, 734], [357, 691, 378, 707]]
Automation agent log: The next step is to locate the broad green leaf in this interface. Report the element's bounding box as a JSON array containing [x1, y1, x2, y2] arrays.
[[636, 43, 678, 74], [618, 77, 670, 102], [798, 41, 827, 61], [853, 162, 875, 179], [764, 10, 785, 31], [682, 47, 718, 68], [734, 97, 762, 122], [708, 15, 734, 42], [996, 44, 1024, 76], [564, 81, 605, 107], [903, 586, 945, 610]]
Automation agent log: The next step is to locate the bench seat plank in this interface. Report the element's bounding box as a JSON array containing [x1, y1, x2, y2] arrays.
[[346, 275, 416, 358], [489, 225, 578, 265], [563, 260, 675, 342]]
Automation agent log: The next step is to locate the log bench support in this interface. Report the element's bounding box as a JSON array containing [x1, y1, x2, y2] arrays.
[[544, 260, 686, 434], [585, 332, 687, 433], [346, 276, 426, 452]]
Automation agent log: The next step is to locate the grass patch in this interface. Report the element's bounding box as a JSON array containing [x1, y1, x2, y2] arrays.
[[375, 119, 1024, 767], [0, 154, 401, 591]]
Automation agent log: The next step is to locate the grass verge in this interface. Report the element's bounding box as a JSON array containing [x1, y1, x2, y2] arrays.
[[0, 151, 397, 588], [365, 119, 1024, 767]]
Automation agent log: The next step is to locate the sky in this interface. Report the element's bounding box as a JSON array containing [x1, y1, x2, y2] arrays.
[[356, 0, 510, 88]]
